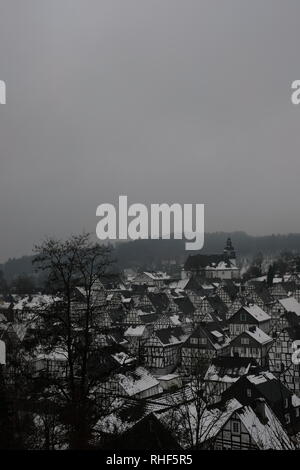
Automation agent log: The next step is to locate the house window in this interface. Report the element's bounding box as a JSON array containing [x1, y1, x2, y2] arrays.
[[232, 420, 240, 434], [241, 338, 249, 345], [284, 398, 289, 409], [296, 408, 300, 418], [190, 338, 198, 345], [199, 337, 207, 345], [240, 313, 247, 322], [247, 388, 252, 398], [285, 413, 291, 424]]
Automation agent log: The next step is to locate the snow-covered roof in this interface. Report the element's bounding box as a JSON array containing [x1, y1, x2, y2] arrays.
[[170, 314, 181, 326], [116, 367, 162, 397], [246, 371, 276, 385], [13, 295, 60, 311], [124, 325, 146, 337], [279, 297, 300, 316], [35, 349, 67, 362], [243, 304, 271, 323], [0, 301, 11, 310], [238, 402, 294, 450], [154, 326, 189, 346], [204, 361, 252, 384], [157, 397, 294, 450], [143, 272, 170, 281], [244, 327, 273, 345], [205, 262, 239, 271], [157, 398, 241, 448], [157, 373, 181, 381], [168, 279, 190, 290], [211, 330, 223, 338], [112, 352, 135, 365]]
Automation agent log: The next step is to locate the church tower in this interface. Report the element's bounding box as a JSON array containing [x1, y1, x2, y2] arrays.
[[224, 237, 236, 260]]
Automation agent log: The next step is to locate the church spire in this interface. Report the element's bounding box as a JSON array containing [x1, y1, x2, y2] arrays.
[[224, 237, 236, 259]]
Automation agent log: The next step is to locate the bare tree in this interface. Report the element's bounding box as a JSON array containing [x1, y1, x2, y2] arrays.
[[160, 355, 223, 449], [33, 233, 114, 448]]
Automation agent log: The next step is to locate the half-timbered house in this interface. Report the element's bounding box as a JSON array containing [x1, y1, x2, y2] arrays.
[[268, 325, 300, 396], [228, 303, 271, 338], [229, 326, 273, 367], [181, 323, 230, 375], [143, 326, 189, 374]]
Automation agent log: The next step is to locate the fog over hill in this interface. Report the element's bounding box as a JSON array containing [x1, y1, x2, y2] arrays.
[[2, 232, 300, 280]]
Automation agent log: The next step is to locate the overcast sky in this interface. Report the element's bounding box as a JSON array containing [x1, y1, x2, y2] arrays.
[[1, 0, 300, 261]]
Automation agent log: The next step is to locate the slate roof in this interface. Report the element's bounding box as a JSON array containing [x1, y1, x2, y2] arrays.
[[116, 367, 162, 397], [148, 292, 170, 312], [246, 372, 291, 403], [244, 326, 273, 345], [279, 297, 300, 316], [242, 304, 271, 323], [285, 325, 300, 341], [219, 280, 239, 300], [173, 296, 195, 315], [184, 254, 230, 270], [155, 326, 189, 346]]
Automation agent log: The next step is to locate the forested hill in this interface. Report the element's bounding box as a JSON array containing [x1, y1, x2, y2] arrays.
[[114, 232, 300, 268], [2, 232, 300, 279]]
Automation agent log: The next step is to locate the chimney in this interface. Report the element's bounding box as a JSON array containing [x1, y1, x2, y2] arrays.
[[254, 398, 268, 424]]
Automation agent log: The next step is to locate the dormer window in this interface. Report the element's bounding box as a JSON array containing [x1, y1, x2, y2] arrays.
[[247, 388, 252, 398]]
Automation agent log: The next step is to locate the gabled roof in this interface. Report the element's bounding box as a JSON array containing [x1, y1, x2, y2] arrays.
[[116, 367, 162, 397], [205, 357, 258, 384], [173, 296, 195, 315], [124, 325, 147, 337], [280, 311, 300, 327], [157, 396, 293, 449], [187, 322, 230, 350], [243, 327, 273, 345], [242, 304, 271, 323], [99, 273, 126, 290], [278, 297, 300, 316], [284, 325, 300, 341], [155, 326, 189, 346], [236, 402, 293, 450], [218, 280, 239, 300], [13, 295, 60, 311], [184, 254, 231, 271], [138, 311, 159, 324], [207, 295, 228, 317], [245, 372, 291, 403], [143, 272, 170, 281], [148, 292, 169, 312]]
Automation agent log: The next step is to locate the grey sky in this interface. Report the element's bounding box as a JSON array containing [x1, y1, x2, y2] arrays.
[[0, 0, 300, 262]]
